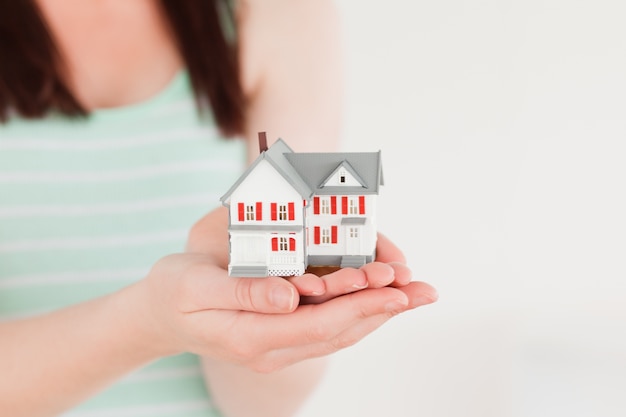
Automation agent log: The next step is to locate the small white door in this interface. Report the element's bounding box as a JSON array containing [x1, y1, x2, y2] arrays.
[[346, 226, 361, 255]]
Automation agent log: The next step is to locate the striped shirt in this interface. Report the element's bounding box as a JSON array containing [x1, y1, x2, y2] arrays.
[[0, 71, 247, 417]]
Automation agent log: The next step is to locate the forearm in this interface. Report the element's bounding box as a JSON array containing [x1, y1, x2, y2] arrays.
[[0, 282, 162, 417], [202, 356, 329, 417]]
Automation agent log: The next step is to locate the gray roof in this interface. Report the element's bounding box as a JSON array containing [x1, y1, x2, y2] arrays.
[[284, 151, 383, 195], [221, 138, 383, 205]]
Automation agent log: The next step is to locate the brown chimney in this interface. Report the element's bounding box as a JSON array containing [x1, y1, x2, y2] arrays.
[[258, 131, 268, 153]]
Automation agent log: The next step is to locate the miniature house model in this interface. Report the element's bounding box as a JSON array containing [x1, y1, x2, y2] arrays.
[[220, 133, 384, 277]]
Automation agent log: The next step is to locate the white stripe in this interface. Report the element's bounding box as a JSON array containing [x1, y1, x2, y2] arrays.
[[0, 229, 187, 253], [0, 123, 214, 151], [0, 267, 147, 289], [0, 159, 240, 183], [0, 193, 219, 218], [61, 400, 214, 417], [122, 365, 203, 384]]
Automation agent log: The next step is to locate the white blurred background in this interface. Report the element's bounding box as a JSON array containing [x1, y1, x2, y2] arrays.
[[297, 1, 626, 416]]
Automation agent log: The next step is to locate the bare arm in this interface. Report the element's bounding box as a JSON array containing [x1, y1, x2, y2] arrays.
[[0, 284, 162, 417]]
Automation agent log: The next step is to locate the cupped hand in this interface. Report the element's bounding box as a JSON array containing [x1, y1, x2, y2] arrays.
[[134, 206, 438, 372], [137, 251, 436, 373], [291, 232, 423, 304]]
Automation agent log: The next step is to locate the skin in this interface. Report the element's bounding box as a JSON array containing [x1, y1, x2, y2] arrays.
[[0, 1, 438, 417]]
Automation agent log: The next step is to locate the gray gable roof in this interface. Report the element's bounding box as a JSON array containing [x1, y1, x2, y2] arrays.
[[221, 138, 383, 205], [284, 151, 383, 195]]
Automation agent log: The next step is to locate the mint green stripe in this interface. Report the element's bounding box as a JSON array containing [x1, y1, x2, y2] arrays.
[[77, 374, 210, 410], [0, 173, 236, 206], [70, 353, 217, 414], [0, 281, 137, 315], [0, 135, 243, 172], [0, 204, 210, 241], [0, 240, 179, 278]]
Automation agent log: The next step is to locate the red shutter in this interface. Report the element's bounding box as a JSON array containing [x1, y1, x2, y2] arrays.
[[272, 237, 278, 251], [256, 202, 262, 220], [238, 203, 244, 221], [289, 238, 295, 251], [330, 196, 337, 214], [313, 197, 320, 214], [342, 196, 348, 214], [271, 203, 277, 221], [331, 226, 338, 243], [288, 202, 295, 220], [314, 227, 320, 244], [359, 196, 365, 214]]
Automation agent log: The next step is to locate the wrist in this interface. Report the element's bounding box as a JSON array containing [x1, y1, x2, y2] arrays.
[[107, 280, 181, 361]]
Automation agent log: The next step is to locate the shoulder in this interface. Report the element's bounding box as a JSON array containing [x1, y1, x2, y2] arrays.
[[236, 0, 342, 95], [235, 0, 344, 156]]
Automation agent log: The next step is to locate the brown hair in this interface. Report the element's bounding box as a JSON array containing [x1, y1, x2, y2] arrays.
[[0, 0, 245, 136]]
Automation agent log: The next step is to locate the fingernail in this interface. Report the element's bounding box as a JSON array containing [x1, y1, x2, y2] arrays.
[[385, 298, 409, 313], [413, 293, 438, 306], [271, 286, 295, 310], [351, 276, 368, 290]]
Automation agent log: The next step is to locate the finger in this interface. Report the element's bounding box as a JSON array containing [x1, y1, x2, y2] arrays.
[[286, 273, 326, 296], [375, 233, 407, 264], [300, 267, 368, 304], [386, 262, 413, 288], [395, 280, 439, 309], [299, 262, 396, 305], [255, 282, 439, 370], [244, 286, 410, 351], [180, 262, 299, 314], [301, 262, 410, 305], [361, 261, 396, 288]]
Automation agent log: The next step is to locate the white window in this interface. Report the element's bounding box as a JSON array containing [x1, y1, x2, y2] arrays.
[[321, 198, 330, 214], [349, 227, 359, 238], [349, 197, 359, 215], [321, 228, 331, 244], [246, 205, 255, 220], [278, 204, 288, 220]]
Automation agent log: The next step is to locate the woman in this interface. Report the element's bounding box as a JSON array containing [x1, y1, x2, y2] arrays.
[[0, 1, 438, 416]]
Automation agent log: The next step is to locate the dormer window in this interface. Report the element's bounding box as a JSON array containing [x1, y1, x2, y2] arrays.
[[339, 168, 347, 183]]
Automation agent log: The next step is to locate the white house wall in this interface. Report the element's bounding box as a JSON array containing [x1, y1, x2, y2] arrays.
[[306, 194, 378, 258], [228, 159, 307, 276], [228, 160, 305, 225]]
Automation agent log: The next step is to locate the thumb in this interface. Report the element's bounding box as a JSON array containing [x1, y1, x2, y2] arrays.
[[179, 261, 299, 314]]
